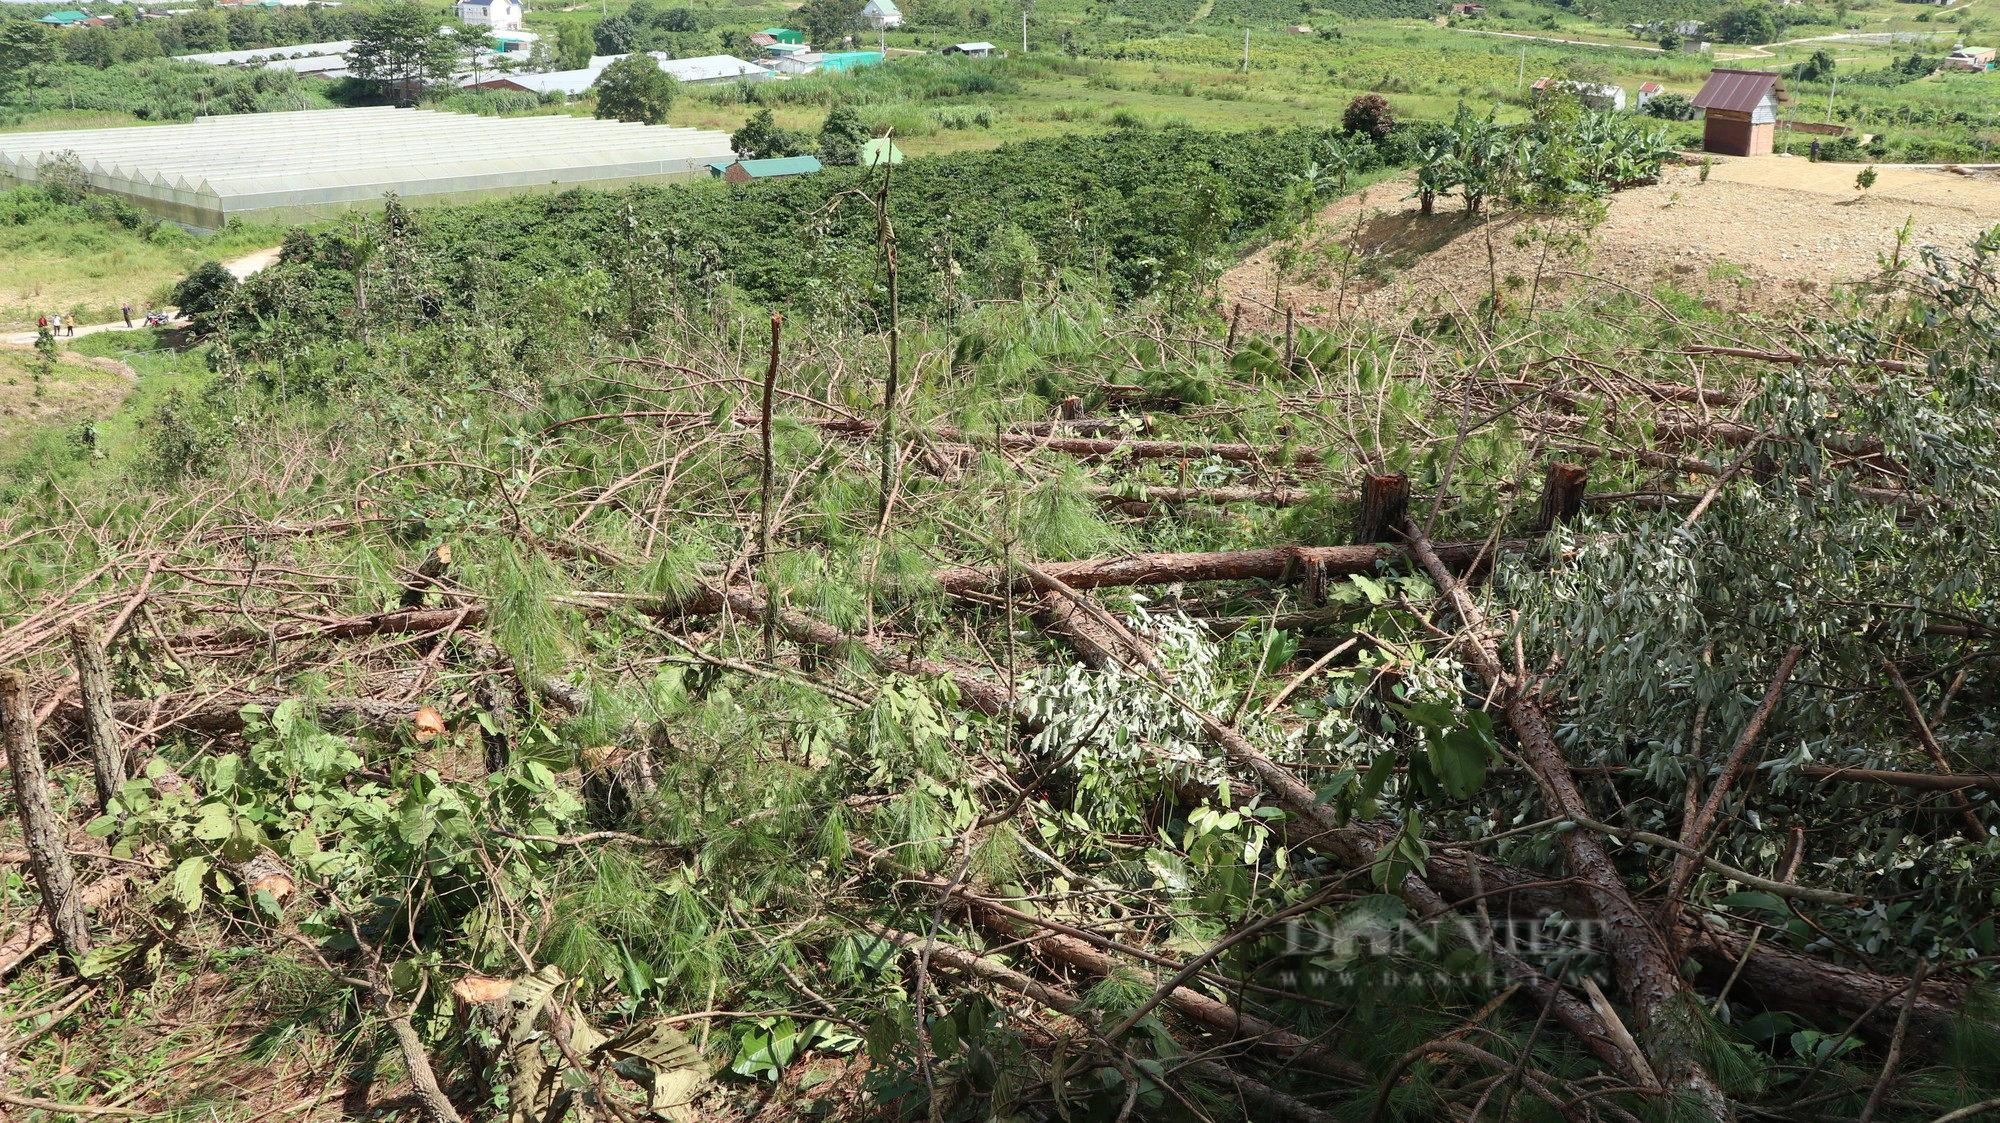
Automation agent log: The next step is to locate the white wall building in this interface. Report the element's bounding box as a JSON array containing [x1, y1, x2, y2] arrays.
[[456, 0, 523, 31], [860, 0, 902, 29]]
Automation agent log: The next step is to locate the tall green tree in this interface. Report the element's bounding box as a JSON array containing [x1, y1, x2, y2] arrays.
[[818, 104, 870, 166], [1709, 5, 1778, 44], [347, 2, 457, 105], [799, 0, 861, 49], [730, 107, 812, 160], [593, 55, 678, 125], [0, 22, 61, 91], [555, 20, 593, 70]]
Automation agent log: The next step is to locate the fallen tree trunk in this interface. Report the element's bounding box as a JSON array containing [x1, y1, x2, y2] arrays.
[[1406, 526, 1727, 1115], [930, 539, 1519, 599], [850, 840, 1367, 1084], [0, 873, 134, 981], [778, 415, 1323, 466], [863, 922, 1341, 1123]]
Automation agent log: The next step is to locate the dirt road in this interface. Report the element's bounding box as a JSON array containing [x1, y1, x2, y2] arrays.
[[0, 246, 281, 348]]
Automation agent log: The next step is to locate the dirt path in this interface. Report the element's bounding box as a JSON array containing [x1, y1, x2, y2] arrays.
[[0, 245, 281, 348], [1223, 157, 2000, 330]]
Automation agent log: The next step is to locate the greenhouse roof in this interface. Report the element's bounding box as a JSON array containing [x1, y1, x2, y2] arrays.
[[0, 108, 733, 231]]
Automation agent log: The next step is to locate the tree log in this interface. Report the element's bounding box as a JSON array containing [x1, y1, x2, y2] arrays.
[[850, 841, 1366, 1084], [930, 539, 1517, 599], [863, 922, 1340, 1123], [2, 670, 92, 971], [1405, 526, 1727, 1113], [772, 415, 1321, 466], [68, 623, 126, 811]]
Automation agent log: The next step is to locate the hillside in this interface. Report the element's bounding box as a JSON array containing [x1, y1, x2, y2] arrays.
[[1225, 157, 2000, 327], [4, 35, 2000, 1123]]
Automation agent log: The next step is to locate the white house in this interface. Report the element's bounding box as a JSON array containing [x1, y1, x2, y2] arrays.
[[943, 41, 995, 58], [456, 0, 523, 32], [1531, 76, 1627, 113], [861, 0, 902, 29]]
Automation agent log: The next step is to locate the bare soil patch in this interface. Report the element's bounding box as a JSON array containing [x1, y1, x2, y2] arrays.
[[1225, 156, 2000, 330]]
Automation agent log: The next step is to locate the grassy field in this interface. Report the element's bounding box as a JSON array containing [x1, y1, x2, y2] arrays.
[[0, 327, 208, 495], [0, 346, 132, 452], [0, 202, 286, 332]]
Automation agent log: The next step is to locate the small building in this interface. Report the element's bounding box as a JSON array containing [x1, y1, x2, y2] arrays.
[[1282, 24, 1312, 33], [943, 41, 996, 57], [759, 28, 805, 45], [766, 49, 883, 75], [1450, 3, 1485, 16], [1946, 46, 1996, 71], [1636, 80, 1664, 109], [1691, 68, 1786, 156], [455, 0, 523, 30], [36, 10, 94, 25], [815, 50, 883, 73], [861, 0, 903, 29], [650, 53, 773, 84], [487, 29, 538, 53], [763, 41, 812, 60], [1531, 77, 1627, 113], [711, 156, 823, 183], [860, 137, 904, 166]]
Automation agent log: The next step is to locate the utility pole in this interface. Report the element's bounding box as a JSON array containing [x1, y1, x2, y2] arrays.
[[1517, 44, 1525, 90], [1242, 28, 1249, 73], [1825, 67, 1837, 125]]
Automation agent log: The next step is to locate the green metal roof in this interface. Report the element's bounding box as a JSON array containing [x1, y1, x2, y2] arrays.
[[38, 10, 92, 23], [758, 27, 804, 43], [734, 155, 822, 177], [860, 139, 904, 166]]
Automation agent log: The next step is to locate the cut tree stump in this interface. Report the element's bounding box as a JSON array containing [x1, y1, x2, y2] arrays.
[[1536, 462, 1590, 533], [2, 670, 92, 971], [399, 544, 453, 609], [1355, 473, 1410, 544], [69, 623, 127, 811]]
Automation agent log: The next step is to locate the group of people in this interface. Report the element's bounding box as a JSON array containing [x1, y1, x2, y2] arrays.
[[36, 303, 154, 337]]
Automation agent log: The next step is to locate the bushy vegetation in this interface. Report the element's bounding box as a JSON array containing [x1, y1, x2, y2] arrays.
[[3, 112, 1999, 1122]]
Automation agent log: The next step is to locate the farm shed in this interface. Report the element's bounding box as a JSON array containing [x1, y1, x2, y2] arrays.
[[759, 28, 805, 45], [0, 107, 733, 232], [943, 41, 996, 57], [1946, 46, 1996, 71], [648, 54, 773, 84], [1692, 68, 1786, 156], [711, 156, 823, 183]]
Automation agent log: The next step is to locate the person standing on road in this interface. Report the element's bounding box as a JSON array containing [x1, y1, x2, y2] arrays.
[[51, 313, 62, 336], [122, 302, 132, 328]]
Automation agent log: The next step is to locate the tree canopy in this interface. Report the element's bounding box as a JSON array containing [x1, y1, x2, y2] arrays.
[[346, 2, 457, 104], [592, 54, 679, 125]]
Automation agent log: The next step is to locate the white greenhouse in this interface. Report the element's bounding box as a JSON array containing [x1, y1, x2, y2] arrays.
[[0, 108, 736, 232]]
